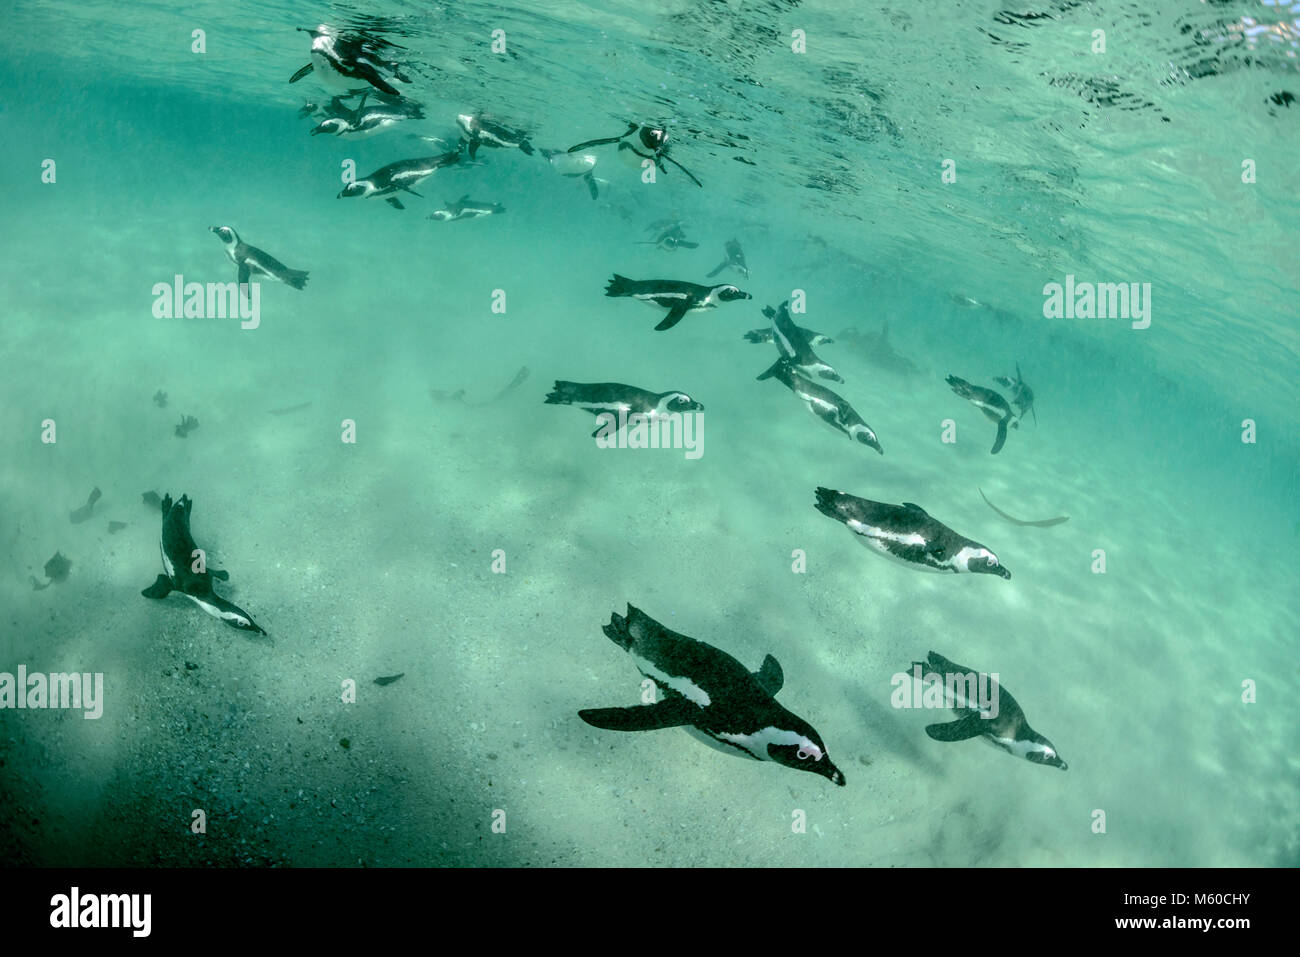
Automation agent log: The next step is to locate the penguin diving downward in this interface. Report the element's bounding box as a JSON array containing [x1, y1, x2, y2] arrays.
[[579, 605, 845, 787], [141, 494, 265, 634], [758, 359, 881, 454], [636, 223, 698, 251], [946, 375, 1017, 454], [310, 97, 424, 138], [539, 148, 601, 199], [763, 300, 842, 382], [338, 151, 462, 209], [545, 381, 702, 438], [457, 113, 534, 159], [604, 275, 751, 331], [567, 123, 703, 188], [993, 363, 1036, 425], [289, 24, 409, 96], [814, 488, 1009, 577], [427, 195, 505, 222], [209, 226, 308, 290], [706, 239, 749, 279], [910, 651, 1066, 769], [744, 326, 832, 346]]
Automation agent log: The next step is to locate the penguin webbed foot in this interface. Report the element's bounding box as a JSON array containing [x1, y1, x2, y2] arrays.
[[141, 575, 172, 599]]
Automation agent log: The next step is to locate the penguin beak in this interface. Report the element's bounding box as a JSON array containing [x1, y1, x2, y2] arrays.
[[825, 764, 846, 787]]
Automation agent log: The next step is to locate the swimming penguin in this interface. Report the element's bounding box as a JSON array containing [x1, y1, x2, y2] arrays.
[[603, 275, 751, 331], [814, 488, 1010, 578], [910, 651, 1066, 769], [310, 99, 424, 138], [758, 359, 882, 454], [993, 363, 1036, 425], [337, 151, 462, 209], [636, 223, 699, 251], [706, 239, 749, 279], [141, 494, 265, 634], [209, 226, 309, 290], [545, 381, 702, 437], [539, 147, 601, 199], [288, 24, 409, 96], [579, 605, 845, 786], [567, 122, 703, 188], [456, 113, 534, 159], [743, 326, 832, 346], [763, 301, 843, 382], [426, 195, 505, 222], [945, 375, 1018, 454]]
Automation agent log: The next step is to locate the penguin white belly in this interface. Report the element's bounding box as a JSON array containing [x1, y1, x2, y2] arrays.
[[550, 152, 596, 176], [310, 51, 359, 91], [843, 519, 947, 572]]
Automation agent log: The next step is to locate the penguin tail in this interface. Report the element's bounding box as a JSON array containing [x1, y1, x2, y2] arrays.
[[756, 358, 787, 381], [544, 381, 580, 405], [285, 269, 309, 290], [604, 274, 634, 298]]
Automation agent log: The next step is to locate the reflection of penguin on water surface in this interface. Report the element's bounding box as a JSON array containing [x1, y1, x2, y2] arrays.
[[567, 123, 703, 187]]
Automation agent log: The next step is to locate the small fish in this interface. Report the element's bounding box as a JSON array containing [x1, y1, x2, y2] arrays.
[[373, 673, 405, 686], [268, 402, 313, 416], [69, 487, 102, 524]]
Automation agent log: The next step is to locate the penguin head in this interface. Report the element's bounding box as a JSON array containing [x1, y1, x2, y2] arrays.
[[209, 225, 239, 247], [657, 392, 704, 415], [337, 181, 375, 199], [964, 547, 1011, 579], [638, 125, 668, 153], [767, 727, 846, 787], [456, 113, 477, 134], [1026, 735, 1067, 771], [848, 423, 884, 455], [712, 284, 752, 303], [310, 118, 347, 136]]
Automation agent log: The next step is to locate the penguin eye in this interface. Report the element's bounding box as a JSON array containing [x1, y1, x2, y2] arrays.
[[986, 553, 998, 566]]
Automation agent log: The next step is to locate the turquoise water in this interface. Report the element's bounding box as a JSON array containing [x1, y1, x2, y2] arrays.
[[1, 0, 1297, 866]]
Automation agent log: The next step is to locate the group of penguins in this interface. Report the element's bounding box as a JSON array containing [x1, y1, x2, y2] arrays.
[[154, 23, 1066, 793]]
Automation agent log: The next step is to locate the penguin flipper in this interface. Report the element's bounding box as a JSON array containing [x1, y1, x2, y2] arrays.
[[705, 260, 728, 278], [925, 716, 987, 742], [579, 700, 697, 732], [210, 569, 230, 581], [567, 123, 638, 152], [386, 197, 405, 210], [660, 153, 703, 188], [142, 575, 172, 599], [754, 654, 784, 696], [289, 63, 314, 83], [584, 172, 599, 200], [237, 262, 250, 289], [654, 303, 690, 331], [990, 419, 1009, 455]]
